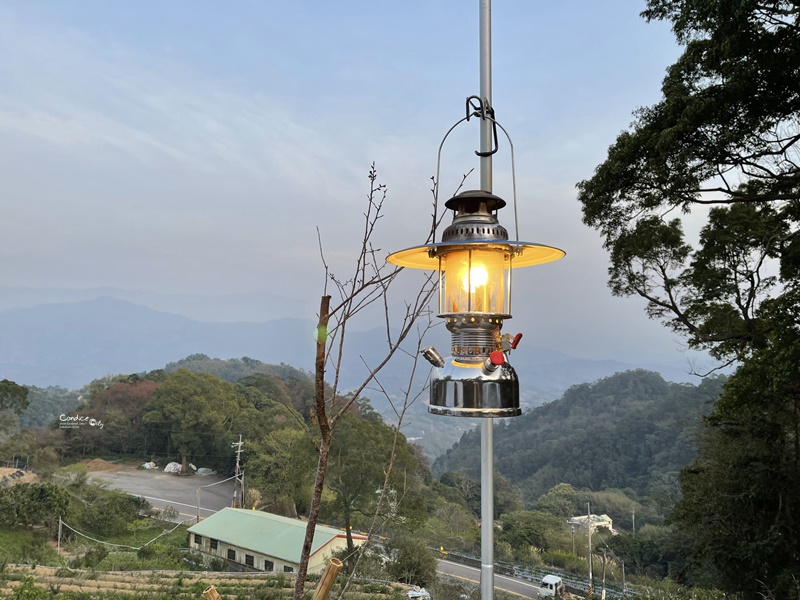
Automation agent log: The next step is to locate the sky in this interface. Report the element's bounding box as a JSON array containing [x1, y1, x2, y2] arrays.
[[0, 1, 708, 367]]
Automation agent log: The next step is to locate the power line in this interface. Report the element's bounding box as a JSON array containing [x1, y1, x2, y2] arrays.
[[58, 517, 189, 551]]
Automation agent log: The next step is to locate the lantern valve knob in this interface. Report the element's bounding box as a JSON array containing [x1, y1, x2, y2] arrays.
[[511, 333, 523, 349]]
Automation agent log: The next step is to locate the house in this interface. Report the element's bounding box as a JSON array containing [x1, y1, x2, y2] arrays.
[[567, 513, 615, 535], [187, 507, 367, 573]]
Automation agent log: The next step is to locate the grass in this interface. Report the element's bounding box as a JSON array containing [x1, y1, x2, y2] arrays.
[[0, 527, 64, 567]]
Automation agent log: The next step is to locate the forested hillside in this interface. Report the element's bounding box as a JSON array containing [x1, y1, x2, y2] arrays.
[[434, 370, 725, 505]]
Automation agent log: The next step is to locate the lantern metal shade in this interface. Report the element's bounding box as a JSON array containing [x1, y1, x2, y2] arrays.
[[386, 241, 566, 270]]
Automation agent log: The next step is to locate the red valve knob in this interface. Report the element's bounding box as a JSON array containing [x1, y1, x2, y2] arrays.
[[511, 333, 523, 349], [489, 351, 506, 366]]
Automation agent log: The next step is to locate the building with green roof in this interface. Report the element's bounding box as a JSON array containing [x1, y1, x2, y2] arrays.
[[187, 507, 366, 573]]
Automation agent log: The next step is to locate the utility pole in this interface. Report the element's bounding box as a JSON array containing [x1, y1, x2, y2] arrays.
[[622, 560, 626, 599], [632, 505, 636, 536], [571, 525, 575, 555], [231, 435, 243, 508], [601, 548, 607, 600]]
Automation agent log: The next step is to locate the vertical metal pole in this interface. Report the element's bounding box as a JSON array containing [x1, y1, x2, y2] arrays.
[[481, 421, 494, 600], [479, 0, 493, 192], [479, 3, 494, 600], [588, 503, 593, 593]]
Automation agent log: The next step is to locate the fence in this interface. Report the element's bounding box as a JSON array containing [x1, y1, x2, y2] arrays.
[[441, 550, 635, 598]]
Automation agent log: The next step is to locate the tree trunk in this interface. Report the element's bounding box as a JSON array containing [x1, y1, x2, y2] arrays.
[[294, 295, 332, 600], [344, 506, 355, 574]]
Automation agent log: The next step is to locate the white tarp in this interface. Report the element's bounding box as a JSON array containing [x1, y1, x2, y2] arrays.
[[163, 462, 182, 473]]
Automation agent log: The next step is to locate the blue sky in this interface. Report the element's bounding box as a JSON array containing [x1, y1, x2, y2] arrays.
[[1, 2, 708, 366]]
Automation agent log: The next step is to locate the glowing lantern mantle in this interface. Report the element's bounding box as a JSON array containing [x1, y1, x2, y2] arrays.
[[387, 189, 564, 417]]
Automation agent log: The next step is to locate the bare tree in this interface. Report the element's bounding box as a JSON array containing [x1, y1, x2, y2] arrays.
[[293, 164, 439, 600]]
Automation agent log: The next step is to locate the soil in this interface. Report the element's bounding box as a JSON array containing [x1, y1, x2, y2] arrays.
[[81, 458, 124, 472]]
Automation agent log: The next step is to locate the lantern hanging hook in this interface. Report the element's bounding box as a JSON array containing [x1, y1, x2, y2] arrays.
[[465, 95, 499, 157], [432, 98, 521, 244]]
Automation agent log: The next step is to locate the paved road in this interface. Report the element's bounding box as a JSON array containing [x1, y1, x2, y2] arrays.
[[438, 560, 547, 599], [89, 467, 236, 522]]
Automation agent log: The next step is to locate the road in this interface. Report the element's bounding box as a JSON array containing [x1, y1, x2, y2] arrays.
[[89, 467, 236, 522], [437, 560, 547, 599]]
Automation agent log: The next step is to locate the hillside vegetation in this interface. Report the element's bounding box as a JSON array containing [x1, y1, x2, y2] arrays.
[[2, 360, 743, 597], [435, 370, 725, 506]]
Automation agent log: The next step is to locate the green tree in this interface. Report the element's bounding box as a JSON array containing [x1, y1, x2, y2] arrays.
[[499, 510, 564, 555], [534, 483, 582, 518], [386, 536, 438, 587], [0, 379, 29, 436], [30, 447, 59, 480], [68, 484, 146, 536], [245, 428, 316, 517], [576, 0, 799, 364], [669, 291, 800, 597], [577, 2, 800, 596], [0, 379, 29, 414], [439, 471, 480, 515], [0, 482, 69, 530], [142, 369, 242, 472], [325, 412, 422, 564]]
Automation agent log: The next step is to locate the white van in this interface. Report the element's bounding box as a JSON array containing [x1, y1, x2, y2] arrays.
[[540, 575, 565, 597]]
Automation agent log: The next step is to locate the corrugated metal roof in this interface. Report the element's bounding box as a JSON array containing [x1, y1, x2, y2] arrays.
[[187, 508, 351, 563]]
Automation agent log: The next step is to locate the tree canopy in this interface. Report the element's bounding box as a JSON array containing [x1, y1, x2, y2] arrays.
[[577, 1, 800, 596], [577, 0, 799, 364], [0, 379, 29, 415], [669, 290, 800, 596]]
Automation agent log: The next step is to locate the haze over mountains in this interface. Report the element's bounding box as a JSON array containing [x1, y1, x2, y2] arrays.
[[0, 288, 703, 394]]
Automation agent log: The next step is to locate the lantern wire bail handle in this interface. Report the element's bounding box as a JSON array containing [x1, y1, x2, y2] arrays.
[[432, 97, 521, 246]]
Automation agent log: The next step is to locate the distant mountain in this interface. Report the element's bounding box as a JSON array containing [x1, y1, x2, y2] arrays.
[[432, 370, 726, 504], [0, 285, 303, 322], [0, 297, 316, 388], [0, 296, 711, 459]]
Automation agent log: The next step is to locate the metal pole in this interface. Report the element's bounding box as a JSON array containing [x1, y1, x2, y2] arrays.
[[479, 2, 494, 600], [588, 503, 593, 594], [479, 0, 493, 192], [481, 421, 494, 600]]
